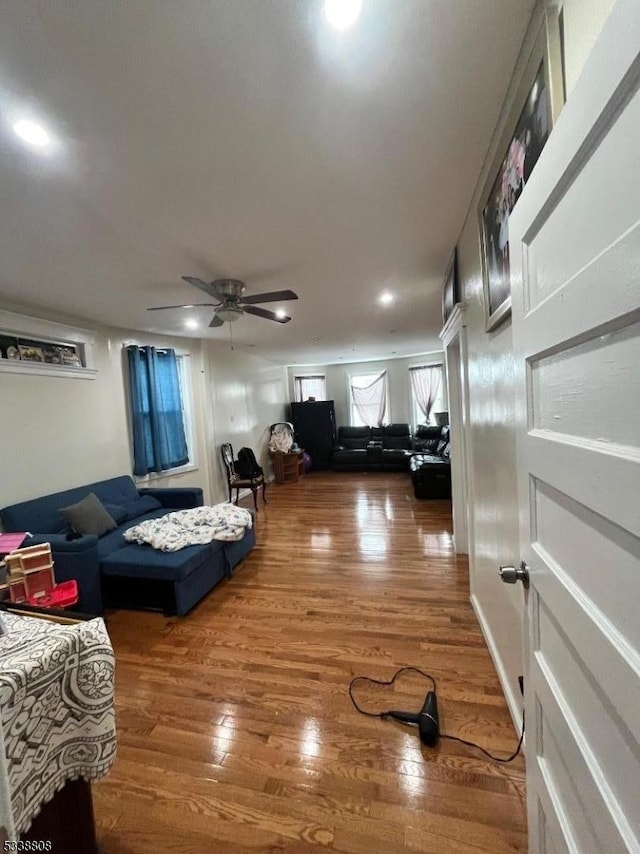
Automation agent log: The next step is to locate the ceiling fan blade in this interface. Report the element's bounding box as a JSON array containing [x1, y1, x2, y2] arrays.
[[241, 289, 299, 305], [209, 314, 225, 328], [147, 302, 217, 311], [243, 305, 291, 323], [182, 276, 222, 298]]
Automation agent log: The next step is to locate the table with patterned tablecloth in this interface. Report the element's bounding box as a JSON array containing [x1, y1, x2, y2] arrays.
[[0, 612, 116, 840]]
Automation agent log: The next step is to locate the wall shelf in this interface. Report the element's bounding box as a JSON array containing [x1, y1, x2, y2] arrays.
[[0, 310, 98, 380], [0, 360, 98, 380]]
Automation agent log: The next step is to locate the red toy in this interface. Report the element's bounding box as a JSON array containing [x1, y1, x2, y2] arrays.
[[0, 544, 78, 609]]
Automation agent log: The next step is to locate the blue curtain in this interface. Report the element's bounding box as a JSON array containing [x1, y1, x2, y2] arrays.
[[127, 346, 189, 476]]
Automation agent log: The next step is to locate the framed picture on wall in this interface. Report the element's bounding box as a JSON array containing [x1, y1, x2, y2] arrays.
[[478, 16, 564, 333], [441, 247, 459, 325], [17, 341, 45, 362]]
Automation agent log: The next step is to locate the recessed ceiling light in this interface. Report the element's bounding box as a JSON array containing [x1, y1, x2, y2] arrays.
[[13, 119, 51, 148], [184, 319, 199, 329], [324, 0, 362, 31], [275, 309, 287, 319], [378, 292, 394, 306]]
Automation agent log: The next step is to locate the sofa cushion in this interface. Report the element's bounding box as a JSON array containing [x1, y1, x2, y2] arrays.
[[333, 449, 368, 466], [100, 538, 226, 582], [96, 508, 171, 561], [121, 494, 162, 521], [381, 449, 413, 470], [382, 423, 411, 449], [337, 427, 371, 450], [103, 503, 128, 525], [412, 425, 441, 452], [58, 493, 117, 537], [384, 435, 410, 450], [410, 453, 451, 470], [414, 425, 442, 440]]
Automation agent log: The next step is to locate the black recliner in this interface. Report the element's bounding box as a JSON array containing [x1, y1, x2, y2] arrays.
[[410, 426, 451, 498], [380, 423, 413, 471], [332, 427, 371, 471]]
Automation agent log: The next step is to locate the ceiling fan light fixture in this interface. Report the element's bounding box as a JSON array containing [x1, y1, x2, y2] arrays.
[[216, 306, 243, 323]]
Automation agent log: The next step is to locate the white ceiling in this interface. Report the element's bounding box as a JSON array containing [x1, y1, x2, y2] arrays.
[[0, 0, 533, 366]]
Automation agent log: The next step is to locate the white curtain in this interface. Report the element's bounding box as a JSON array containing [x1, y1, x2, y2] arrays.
[[294, 375, 326, 402], [410, 366, 442, 424], [351, 371, 387, 427]]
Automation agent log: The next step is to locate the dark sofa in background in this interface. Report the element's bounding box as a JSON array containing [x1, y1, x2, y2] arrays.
[[410, 426, 451, 498], [412, 424, 446, 453], [0, 476, 255, 616], [332, 424, 413, 471]]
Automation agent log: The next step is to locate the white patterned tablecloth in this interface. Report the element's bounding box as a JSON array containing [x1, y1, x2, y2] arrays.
[[0, 613, 116, 839]]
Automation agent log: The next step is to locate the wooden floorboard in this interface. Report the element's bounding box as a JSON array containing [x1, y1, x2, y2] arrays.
[[94, 471, 527, 853]]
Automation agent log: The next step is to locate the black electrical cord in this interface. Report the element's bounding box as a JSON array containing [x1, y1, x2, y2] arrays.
[[440, 719, 525, 764], [349, 667, 437, 716], [349, 666, 525, 764]]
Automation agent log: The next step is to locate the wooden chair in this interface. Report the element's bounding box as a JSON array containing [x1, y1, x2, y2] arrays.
[[220, 443, 266, 511]]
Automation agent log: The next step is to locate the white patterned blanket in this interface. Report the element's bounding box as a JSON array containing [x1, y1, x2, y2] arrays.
[[0, 614, 116, 839], [123, 503, 253, 552]]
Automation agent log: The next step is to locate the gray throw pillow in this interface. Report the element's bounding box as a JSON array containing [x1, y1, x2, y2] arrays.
[[58, 492, 117, 537]]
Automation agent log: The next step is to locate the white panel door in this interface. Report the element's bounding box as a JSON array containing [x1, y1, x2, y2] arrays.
[[508, 2, 640, 852]]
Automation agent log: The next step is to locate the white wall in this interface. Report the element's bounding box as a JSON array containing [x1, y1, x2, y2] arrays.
[[287, 352, 445, 428], [561, 0, 616, 97], [204, 343, 288, 504], [0, 303, 288, 511], [458, 0, 620, 724], [1, 330, 132, 507]]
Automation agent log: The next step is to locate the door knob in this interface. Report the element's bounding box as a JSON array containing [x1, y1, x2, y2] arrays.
[[499, 561, 530, 589]]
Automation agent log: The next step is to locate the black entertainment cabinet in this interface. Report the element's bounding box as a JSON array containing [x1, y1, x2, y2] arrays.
[[289, 400, 337, 470]]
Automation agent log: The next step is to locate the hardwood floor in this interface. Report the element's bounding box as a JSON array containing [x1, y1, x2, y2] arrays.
[[94, 472, 527, 853]]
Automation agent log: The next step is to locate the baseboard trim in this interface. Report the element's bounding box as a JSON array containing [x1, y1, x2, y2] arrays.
[[470, 593, 522, 736]]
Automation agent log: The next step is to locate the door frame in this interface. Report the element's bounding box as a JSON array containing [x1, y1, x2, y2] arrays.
[[440, 304, 475, 558]]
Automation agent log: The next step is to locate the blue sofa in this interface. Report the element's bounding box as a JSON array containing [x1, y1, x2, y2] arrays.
[[0, 476, 255, 617]]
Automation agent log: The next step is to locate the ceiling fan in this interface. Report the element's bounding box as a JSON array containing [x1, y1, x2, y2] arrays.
[[148, 277, 298, 327]]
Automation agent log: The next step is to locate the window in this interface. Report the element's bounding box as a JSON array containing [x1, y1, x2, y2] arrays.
[[293, 374, 326, 402], [349, 371, 388, 427], [126, 346, 195, 477], [409, 364, 446, 426]]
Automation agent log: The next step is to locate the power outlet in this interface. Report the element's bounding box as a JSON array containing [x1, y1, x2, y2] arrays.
[[518, 675, 524, 697]]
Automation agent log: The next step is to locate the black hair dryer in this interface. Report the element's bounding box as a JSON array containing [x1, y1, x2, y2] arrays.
[[386, 691, 440, 746]]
